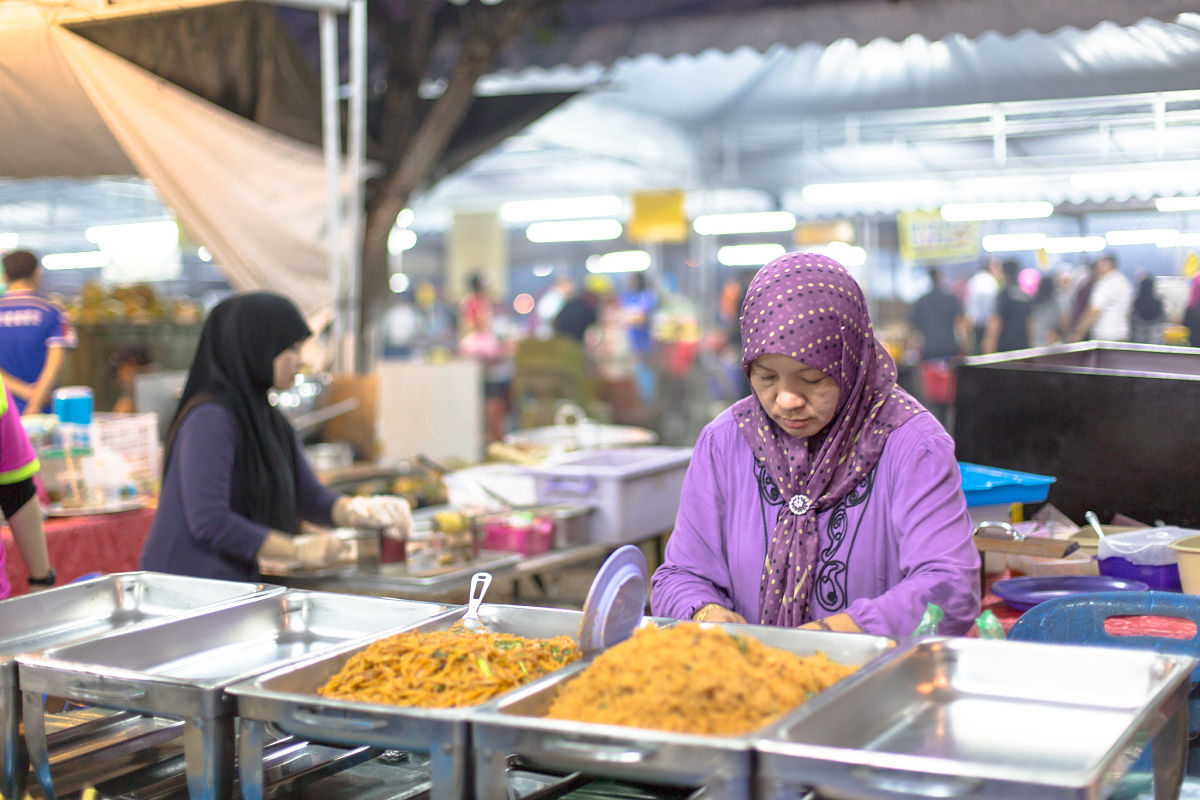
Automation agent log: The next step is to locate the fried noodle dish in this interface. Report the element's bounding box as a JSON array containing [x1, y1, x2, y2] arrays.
[[318, 625, 579, 708], [545, 623, 857, 735]]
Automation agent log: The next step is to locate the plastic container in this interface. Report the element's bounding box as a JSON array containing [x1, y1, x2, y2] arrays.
[[1007, 552, 1099, 578], [1169, 535, 1200, 595], [53, 386, 93, 426], [529, 446, 692, 543], [481, 513, 555, 555], [959, 462, 1056, 507], [1096, 526, 1200, 592]]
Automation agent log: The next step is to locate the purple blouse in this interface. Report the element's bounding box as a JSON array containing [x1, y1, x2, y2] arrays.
[[649, 408, 981, 637]]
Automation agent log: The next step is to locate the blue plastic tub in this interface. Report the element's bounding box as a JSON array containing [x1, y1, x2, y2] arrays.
[[958, 462, 1056, 508], [1098, 556, 1182, 592]]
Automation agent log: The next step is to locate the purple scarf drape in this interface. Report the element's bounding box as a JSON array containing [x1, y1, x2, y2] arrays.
[[732, 252, 922, 627]]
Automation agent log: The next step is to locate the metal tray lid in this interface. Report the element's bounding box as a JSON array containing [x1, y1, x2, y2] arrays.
[[0, 571, 282, 665]]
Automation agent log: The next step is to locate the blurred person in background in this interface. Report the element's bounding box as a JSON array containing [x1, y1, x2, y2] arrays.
[[0, 374, 55, 596], [534, 276, 574, 337], [1184, 274, 1200, 347], [963, 257, 1002, 353], [109, 345, 154, 413], [981, 260, 1032, 354], [141, 292, 413, 582], [618, 272, 658, 407], [650, 252, 979, 637], [907, 267, 965, 426], [1129, 275, 1166, 344], [1070, 254, 1132, 342], [0, 250, 77, 415], [457, 272, 510, 443], [1029, 271, 1065, 347], [553, 275, 605, 343]]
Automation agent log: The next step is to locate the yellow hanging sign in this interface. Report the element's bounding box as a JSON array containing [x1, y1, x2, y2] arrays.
[[628, 190, 688, 243], [897, 210, 981, 263]]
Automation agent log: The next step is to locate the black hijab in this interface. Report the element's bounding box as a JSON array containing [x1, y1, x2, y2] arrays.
[[1132, 276, 1164, 322], [165, 292, 312, 534]]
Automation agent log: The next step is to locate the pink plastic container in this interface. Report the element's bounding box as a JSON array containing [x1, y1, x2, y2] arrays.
[[482, 516, 554, 555]]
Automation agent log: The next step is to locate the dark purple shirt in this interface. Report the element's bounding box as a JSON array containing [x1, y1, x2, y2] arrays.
[[140, 403, 339, 581]]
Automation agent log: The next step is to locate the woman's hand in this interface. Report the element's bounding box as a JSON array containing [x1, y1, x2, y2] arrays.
[[333, 495, 413, 538], [692, 604, 747, 624], [294, 532, 349, 570], [799, 612, 861, 634]]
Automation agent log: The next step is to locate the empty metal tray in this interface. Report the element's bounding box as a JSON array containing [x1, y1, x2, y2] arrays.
[[0, 571, 278, 800], [17, 590, 449, 800], [470, 623, 895, 800], [755, 637, 1196, 800], [228, 603, 586, 800]]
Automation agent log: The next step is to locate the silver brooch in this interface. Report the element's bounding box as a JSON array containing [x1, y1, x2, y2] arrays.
[[788, 494, 812, 516]]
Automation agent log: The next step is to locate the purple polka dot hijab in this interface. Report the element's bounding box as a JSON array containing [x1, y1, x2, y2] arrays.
[[731, 252, 922, 627]]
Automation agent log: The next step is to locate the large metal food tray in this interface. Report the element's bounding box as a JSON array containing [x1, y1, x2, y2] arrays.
[[0, 571, 278, 800], [227, 603, 587, 800], [17, 591, 449, 800], [470, 622, 895, 800], [755, 637, 1196, 800]]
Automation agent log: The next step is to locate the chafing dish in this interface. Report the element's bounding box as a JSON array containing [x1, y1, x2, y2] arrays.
[[755, 637, 1195, 800], [470, 623, 895, 800], [17, 591, 448, 800], [0, 571, 278, 800], [227, 603, 586, 800]]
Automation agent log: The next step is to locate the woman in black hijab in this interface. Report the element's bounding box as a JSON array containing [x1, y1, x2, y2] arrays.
[[141, 292, 411, 581]]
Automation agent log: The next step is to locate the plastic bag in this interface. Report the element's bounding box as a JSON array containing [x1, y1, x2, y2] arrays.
[[911, 602, 944, 636], [974, 610, 1006, 639]]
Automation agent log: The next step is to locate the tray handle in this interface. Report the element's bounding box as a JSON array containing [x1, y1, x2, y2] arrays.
[[289, 709, 387, 731], [541, 736, 657, 763], [65, 681, 147, 704], [849, 766, 982, 798]]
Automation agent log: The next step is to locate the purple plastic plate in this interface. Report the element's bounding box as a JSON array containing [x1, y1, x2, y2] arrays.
[[579, 544, 647, 656], [992, 575, 1151, 612]]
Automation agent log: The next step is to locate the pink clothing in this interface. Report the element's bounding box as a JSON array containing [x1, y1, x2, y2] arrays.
[[0, 384, 38, 485]]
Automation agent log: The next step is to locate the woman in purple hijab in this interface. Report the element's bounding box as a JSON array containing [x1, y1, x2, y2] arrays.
[[650, 252, 980, 636]]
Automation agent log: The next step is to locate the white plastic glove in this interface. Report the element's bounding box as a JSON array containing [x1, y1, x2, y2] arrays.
[[341, 495, 413, 539], [294, 532, 349, 570]]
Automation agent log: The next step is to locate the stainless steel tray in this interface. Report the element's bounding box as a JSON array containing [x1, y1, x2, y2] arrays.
[[17, 591, 449, 800], [470, 622, 895, 800], [754, 637, 1196, 800], [267, 550, 523, 595], [227, 603, 587, 800], [0, 571, 278, 800]]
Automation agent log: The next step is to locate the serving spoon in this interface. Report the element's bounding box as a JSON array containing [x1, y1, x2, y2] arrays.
[[1084, 510, 1106, 540], [460, 572, 491, 632]]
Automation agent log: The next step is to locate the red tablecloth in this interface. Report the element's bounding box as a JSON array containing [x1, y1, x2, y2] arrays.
[[3, 507, 155, 597]]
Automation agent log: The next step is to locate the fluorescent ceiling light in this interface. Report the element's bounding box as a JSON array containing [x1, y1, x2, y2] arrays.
[[42, 251, 111, 270], [1156, 196, 1200, 212], [692, 211, 796, 236], [196, 246, 212, 263], [388, 273, 411, 293], [394, 208, 415, 228], [801, 180, 944, 205], [1070, 164, 1200, 190], [981, 233, 1047, 252], [85, 219, 178, 247], [717, 243, 786, 267], [0, 233, 18, 250], [502, 196, 622, 223], [940, 201, 1054, 222], [586, 250, 651, 274], [532, 265, 554, 277], [1156, 232, 1200, 248], [1105, 229, 1178, 246], [388, 227, 417, 254], [808, 242, 867, 267], [1044, 236, 1107, 254], [526, 219, 623, 243]]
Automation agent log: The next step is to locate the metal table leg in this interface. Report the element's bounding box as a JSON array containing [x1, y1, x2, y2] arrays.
[[430, 727, 469, 800], [22, 690, 56, 800], [1, 685, 28, 800], [183, 714, 234, 800], [238, 718, 268, 800]]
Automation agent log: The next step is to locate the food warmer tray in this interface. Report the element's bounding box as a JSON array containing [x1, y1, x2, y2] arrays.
[[266, 550, 523, 596], [17, 590, 449, 800], [754, 637, 1195, 800], [227, 603, 587, 800], [0, 571, 279, 800], [470, 622, 896, 800]]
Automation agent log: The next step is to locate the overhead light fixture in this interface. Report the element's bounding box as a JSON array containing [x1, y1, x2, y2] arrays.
[[501, 196, 622, 223], [1070, 163, 1200, 190], [42, 251, 111, 270], [388, 272, 411, 293], [1155, 232, 1200, 248], [1105, 229, 1179, 246], [1156, 196, 1200, 212], [692, 211, 796, 236], [0, 233, 19, 250], [808, 242, 868, 267], [801, 180, 945, 205], [717, 243, 786, 267], [388, 227, 417, 254], [981, 233, 1047, 252], [1044, 236, 1107, 254], [532, 265, 554, 277], [85, 219, 178, 247], [196, 246, 213, 263], [940, 202, 1054, 222], [585, 250, 650, 274], [526, 219, 623, 243], [394, 208, 415, 228]]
